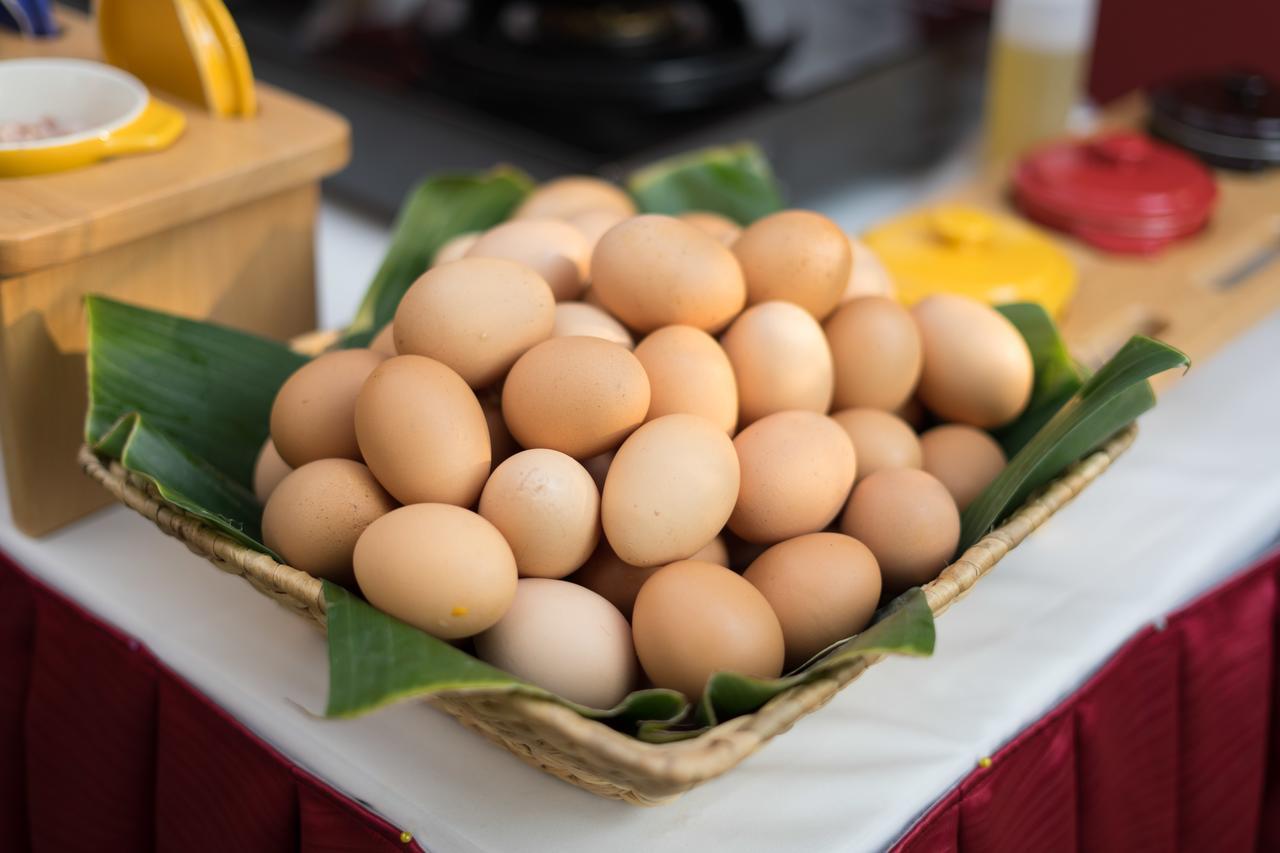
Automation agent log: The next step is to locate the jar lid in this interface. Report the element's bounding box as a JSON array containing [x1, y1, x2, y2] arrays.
[[1148, 73, 1280, 170], [862, 205, 1077, 318], [1012, 132, 1217, 253]]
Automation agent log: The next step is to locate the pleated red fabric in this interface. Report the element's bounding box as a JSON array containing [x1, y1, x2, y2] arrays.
[[0, 550, 418, 853], [895, 546, 1280, 853]]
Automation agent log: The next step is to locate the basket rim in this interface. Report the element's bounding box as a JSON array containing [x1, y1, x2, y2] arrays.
[[77, 422, 1137, 789]]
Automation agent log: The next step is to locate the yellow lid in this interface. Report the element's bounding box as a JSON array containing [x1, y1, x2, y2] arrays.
[[863, 205, 1077, 317]]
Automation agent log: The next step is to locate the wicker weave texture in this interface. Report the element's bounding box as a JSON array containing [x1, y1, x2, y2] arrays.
[[77, 423, 1135, 804]]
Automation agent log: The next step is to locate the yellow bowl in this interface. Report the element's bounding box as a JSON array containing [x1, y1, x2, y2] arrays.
[[0, 58, 185, 178]]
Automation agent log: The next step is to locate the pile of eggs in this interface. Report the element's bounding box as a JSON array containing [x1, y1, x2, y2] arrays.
[[255, 176, 1034, 710]]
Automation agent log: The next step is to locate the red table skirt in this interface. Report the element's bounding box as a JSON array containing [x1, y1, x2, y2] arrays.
[[0, 551, 419, 853], [3, 546, 1279, 852], [894, 546, 1280, 853]]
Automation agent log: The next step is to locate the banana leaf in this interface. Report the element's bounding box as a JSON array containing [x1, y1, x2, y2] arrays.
[[626, 142, 785, 225], [992, 303, 1086, 457]]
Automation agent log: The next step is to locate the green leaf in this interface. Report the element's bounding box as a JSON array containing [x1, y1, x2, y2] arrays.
[[992, 303, 1086, 456], [342, 168, 534, 345], [85, 295, 306, 549], [626, 142, 785, 225], [959, 335, 1189, 550]]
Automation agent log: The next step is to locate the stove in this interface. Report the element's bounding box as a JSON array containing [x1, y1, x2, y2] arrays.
[[221, 0, 991, 215]]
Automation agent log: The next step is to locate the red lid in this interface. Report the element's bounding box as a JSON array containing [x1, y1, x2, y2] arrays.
[[1013, 132, 1218, 253]]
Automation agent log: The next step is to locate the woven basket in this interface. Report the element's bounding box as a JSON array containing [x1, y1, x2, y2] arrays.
[[78, 423, 1135, 804]]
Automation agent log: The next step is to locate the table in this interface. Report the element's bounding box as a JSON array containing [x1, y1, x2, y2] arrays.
[[2, 266, 1278, 850]]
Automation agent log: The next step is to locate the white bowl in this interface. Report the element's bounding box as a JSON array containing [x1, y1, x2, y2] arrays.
[[0, 58, 148, 150]]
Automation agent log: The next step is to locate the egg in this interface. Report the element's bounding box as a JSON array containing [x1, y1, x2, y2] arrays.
[[631, 560, 784, 699], [633, 325, 738, 435], [733, 210, 851, 320], [269, 348, 387, 468], [479, 449, 600, 579], [720, 301, 834, 425], [394, 257, 555, 389], [824, 296, 922, 412], [920, 424, 1007, 510], [912, 295, 1034, 428], [830, 408, 922, 484], [841, 237, 895, 302], [514, 176, 637, 221], [502, 336, 650, 458], [481, 391, 519, 469], [840, 468, 960, 593], [355, 355, 491, 506], [434, 232, 480, 266], [566, 209, 627, 252], [475, 578, 637, 708], [370, 324, 397, 356], [591, 214, 746, 333], [262, 459, 396, 584], [466, 219, 591, 302], [354, 503, 517, 639], [729, 411, 857, 544], [690, 536, 731, 567], [744, 533, 882, 668], [253, 438, 291, 503], [569, 542, 660, 619], [552, 302, 634, 349], [678, 210, 741, 244], [602, 414, 740, 567]]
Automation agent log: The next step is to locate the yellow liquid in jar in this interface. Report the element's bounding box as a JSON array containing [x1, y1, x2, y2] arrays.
[[984, 39, 1086, 164]]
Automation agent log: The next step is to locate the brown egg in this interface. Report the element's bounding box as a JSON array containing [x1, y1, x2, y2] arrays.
[[720, 301, 835, 426], [840, 468, 960, 593], [632, 560, 784, 699], [566, 209, 627, 252], [355, 355, 491, 506], [603, 414, 740, 567], [514, 176, 637, 221], [582, 450, 614, 492], [552, 302, 634, 349], [678, 210, 741, 244], [475, 578, 637, 708], [729, 411, 857, 544], [591, 214, 746, 333], [253, 438, 291, 503], [479, 449, 600, 579], [825, 296, 922, 412], [633, 325, 738, 435], [394, 257, 555, 389], [466, 220, 591, 302], [569, 542, 660, 620], [733, 210, 851, 320], [912, 295, 1034, 428], [920, 424, 1007, 510], [270, 349, 387, 468], [481, 391, 519, 469], [354, 504, 517, 639], [830, 408, 921, 484], [502, 336, 650, 459], [370, 324, 397, 356], [581, 285, 607, 309], [744, 533, 882, 668], [690, 536, 731, 567], [434, 232, 480, 266], [262, 459, 396, 584], [840, 237, 895, 302]]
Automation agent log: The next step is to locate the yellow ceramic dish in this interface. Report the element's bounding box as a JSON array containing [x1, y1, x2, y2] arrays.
[[0, 58, 185, 178], [864, 205, 1078, 318]]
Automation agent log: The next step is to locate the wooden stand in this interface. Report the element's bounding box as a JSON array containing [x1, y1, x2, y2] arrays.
[[953, 98, 1280, 390], [0, 13, 349, 535]]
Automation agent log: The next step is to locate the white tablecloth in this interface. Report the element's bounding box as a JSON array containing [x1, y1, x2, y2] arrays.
[[5, 208, 1280, 852]]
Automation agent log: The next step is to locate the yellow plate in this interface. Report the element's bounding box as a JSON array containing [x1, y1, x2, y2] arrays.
[[0, 58, 185, 178]]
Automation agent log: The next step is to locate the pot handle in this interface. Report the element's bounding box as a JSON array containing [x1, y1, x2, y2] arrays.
[[102, 97, 186, 157]]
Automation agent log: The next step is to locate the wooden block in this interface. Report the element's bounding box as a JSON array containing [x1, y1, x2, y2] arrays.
[[0, 186, 320, 536]]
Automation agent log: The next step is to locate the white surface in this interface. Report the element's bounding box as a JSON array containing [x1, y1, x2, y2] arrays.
[[5, 200, 1280, 852]]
